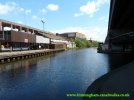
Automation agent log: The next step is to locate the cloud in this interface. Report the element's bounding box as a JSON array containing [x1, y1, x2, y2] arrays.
[[18, 8, 25, 12], [74, 0, 109, 17], [7, 2, 17, 6], [41, 4, 59, 14], [25, 9, 31, 14], [17, 21, 23, 24], [41, 8, 47, 13], [47, 4, 59, 11], [52, 26, 108, 42], [98, 15, 109, 23], [0, 2, 16, 15], [99, 16, 106, 20], [74, 13, 83, 17], [0, 2, 32, 15], [32, 15, 38, 20], [80, 1, 97, 15]]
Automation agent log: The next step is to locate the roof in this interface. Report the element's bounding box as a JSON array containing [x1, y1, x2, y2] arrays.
[[0, 19, 66, 40], [0, 19, 42, 32], [60, 32, 78, 34], [43, 32, 66, 40]]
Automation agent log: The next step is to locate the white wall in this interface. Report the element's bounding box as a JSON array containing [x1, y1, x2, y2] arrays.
[[51, 39, 76, 48], [67, 42, 76, 48], [36, 35, 50, 43], [51, 39, 68, 44]]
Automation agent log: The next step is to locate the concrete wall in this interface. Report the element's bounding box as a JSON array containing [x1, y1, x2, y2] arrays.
[[50, 43, 67, 49], [76, 32, 86, 39], [0, 22, 2, 31], [111, 44, 123, 51], [11, 30, 36, 43], [101, 44, 109, 51]]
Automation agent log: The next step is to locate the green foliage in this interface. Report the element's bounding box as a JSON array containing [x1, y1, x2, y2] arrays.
[[74, 39, 98, 48], [70, 38, 75, 42], [75, 39, 83, 48], [91, 41, 98, 47], [83, 39, 91, 47]]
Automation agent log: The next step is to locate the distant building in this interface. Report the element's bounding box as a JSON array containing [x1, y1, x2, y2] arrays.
[[56, 32, 86, 48], [56, 32, 86, 40], [0, 19, 69, 51]]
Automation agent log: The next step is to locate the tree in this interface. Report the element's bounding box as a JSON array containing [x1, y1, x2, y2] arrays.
[[70, 38, 75, 42], [75, 39, 83, 48]]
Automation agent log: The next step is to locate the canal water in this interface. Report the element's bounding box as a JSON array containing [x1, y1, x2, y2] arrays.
[[0, 48, 133, 100]]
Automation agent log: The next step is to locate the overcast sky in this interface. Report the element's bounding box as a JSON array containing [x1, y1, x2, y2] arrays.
[[0, 0, 110, 42]]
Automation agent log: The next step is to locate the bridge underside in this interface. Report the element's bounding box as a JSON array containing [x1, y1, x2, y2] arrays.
[[98, 0, 134, 53]]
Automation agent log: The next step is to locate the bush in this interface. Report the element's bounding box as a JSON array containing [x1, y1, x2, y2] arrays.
[[75, 39, 83, 48], [74, 39, 98, 48], [91, 41, 98, 47]]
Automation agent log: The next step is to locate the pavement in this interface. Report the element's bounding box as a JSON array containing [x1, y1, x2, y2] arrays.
[[0, 49, 50, 58]]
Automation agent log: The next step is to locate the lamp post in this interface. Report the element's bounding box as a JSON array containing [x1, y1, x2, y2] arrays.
[[41, 19, 45, 31]]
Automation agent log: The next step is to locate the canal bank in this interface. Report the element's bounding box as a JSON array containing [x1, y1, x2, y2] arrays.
[[0, 49, 65, 63]]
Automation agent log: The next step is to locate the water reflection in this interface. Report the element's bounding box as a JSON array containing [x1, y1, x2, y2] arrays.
[[0, 48, 110, 100]]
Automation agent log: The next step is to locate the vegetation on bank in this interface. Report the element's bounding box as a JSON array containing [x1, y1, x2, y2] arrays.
[[70, 38, 98, 48]]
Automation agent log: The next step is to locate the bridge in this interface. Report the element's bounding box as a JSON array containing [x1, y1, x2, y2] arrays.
[[98, 0, 134, 53], [85, 1, 134, 99]]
